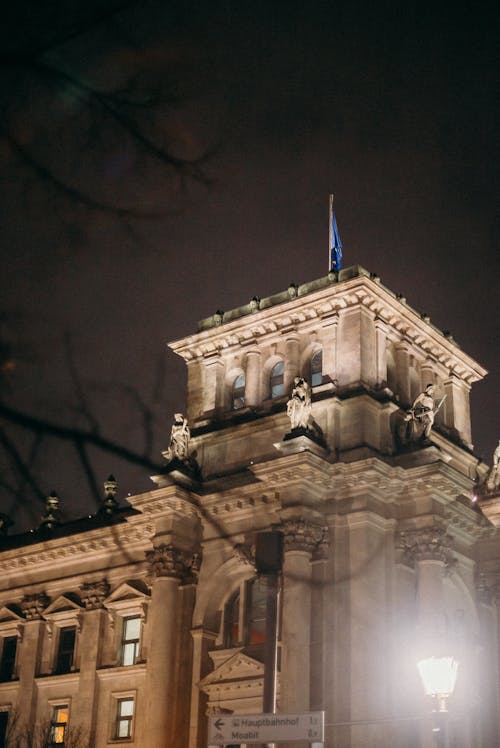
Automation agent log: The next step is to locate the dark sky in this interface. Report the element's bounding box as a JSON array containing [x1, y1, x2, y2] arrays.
[[1, 1, 499, 530]]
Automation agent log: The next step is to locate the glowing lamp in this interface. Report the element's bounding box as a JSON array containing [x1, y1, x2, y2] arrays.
[[417, 656, 459, 712]]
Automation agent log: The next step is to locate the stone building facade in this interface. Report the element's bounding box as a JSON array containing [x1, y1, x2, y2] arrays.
[[0, 265, 499, 747]]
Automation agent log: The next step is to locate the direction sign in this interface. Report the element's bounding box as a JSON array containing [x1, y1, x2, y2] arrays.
[[208, 711, 324, 745]]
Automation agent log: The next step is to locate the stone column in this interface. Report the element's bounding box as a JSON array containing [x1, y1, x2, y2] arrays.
[[202, 354, 225, 415], [74, 581, 110, 743], [144, 545, 200, 748], [280, 520, 327, 718], [374, 318, 388, 387], [399, 527, 453, 748], [394, 341, 411, 407], [245, 348, 262, 407], [321, 311, 339, 382], [188, 627, 217, 748], [18, 594, 48, 726], [284, 335, 300, 393], [443, 374, 472, 447]]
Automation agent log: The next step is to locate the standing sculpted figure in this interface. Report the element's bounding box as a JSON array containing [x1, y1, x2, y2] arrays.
[[286, 376, 312, 430], [165, 413, 190, 461], [405, 384, 444, 440], [487, 440, 500, 491]]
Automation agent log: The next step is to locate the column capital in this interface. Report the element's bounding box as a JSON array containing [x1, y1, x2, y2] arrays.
[[146, 544, 201, 583], [282, 518, 329, 558], [80, 580, 110, 609], [398, 526, 454, 567], [21, 593, 49, 620]]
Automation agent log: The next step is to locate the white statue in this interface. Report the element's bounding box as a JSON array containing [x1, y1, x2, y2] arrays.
[[487, 440, 500, 492], [405, 384, 445, 440], [165, 413, 190, 461], [286, 377, 312, 430]]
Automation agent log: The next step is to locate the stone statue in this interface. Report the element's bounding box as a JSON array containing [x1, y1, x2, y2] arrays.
[[165, 413, 190, 461], [487, 440, 500, 492], [286, 377, 312, 430], [404, 384, 445, 441]]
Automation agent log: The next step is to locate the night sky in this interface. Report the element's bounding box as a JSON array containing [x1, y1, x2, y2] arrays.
[[1, 1, 499, 530]]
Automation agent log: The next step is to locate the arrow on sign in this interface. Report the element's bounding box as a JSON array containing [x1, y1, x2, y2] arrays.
[[214, 719, 225, 730]]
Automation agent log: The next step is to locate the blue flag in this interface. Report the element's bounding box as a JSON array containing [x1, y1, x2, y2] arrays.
[[329, 196, 342, 272]]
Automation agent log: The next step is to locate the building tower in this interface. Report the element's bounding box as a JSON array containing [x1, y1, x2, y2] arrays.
[[0, 265, 499, 748]]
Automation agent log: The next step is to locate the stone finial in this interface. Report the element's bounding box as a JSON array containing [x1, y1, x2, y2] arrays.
[[282, 519, 329, 557], [146, 544, 201, 583], [287, 283, 298, 299], [213, 310, 224, 326], [0, 513, 13, 536], [80, 580, 110, 609], [21, 593, 49, 620], [100, 475, 119, 515], [249, 296, 261, 312], [398, 527, 454, 568], [40, 491, 60, 530]]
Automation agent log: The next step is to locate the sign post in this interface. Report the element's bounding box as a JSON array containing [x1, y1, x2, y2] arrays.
[[208, 711, 324, 746]]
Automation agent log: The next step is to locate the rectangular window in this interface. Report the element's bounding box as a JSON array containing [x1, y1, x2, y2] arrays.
[[115, 697, 134, 739], [0, 712, 8, 746], [0, 636, 17, 681], [55, 627, 76, 674], [120, 617, 141, 666], [50, 704, 69, 745]]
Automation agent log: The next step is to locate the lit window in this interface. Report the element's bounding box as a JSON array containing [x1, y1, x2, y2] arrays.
[[232, 374, 245, 410], [55, 627, 76, 674], [120, 617, 141, 666], [224, 577, 268, 647], [245, 577, 267, 645], [311, 350, 323, 387], [0, 636, 17, 681], [270, 362, 285, 398], [115, 697, 134, 739], [50, 705, 68, 745]]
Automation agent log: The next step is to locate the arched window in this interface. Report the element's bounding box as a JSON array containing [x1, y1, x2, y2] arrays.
[[232, 373, 245, 410], [223, 577, 268, 648], [270, 361, 285, 398], [311, 349, 323, 387]]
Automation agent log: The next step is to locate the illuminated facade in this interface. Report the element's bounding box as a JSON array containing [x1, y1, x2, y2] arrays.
[[1, 266, 499, 748]]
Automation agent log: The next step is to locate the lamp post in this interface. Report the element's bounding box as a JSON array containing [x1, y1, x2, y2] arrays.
[[417, 656, 459, 748]]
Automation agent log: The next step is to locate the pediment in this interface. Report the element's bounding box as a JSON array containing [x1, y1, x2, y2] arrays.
[[200, 650, 264, 688], [43, 595, 82, 617], [0, 605, 24, 632], [104, 580, 150, 613]]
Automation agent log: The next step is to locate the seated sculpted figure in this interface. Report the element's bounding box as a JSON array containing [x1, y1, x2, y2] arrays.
[[286, 376, 312, 430], [487, 440, 500, 492], [165, 413, 190, 462]]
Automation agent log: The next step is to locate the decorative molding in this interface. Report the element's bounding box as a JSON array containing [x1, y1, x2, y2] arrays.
[[398, 527, 455, 568], [80, 580, 111, 609], [232, 543, 256, 568], [21, 593, 49, 620], [282, 519, 329, 557], [146, 544, 201, 582]]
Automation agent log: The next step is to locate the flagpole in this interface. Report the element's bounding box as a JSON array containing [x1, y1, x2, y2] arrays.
[[329, 193, 333, 272]]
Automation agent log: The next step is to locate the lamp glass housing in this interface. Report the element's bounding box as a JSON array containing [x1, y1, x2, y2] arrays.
[[417, 656, 459, 698]]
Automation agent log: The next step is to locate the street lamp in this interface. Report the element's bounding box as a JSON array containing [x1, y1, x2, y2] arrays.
[[417, 656, 459, 747]]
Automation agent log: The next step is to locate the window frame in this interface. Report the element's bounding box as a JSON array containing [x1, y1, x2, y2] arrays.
[[232, 373, 246, 410], [0, 634, 18, 681], [270, 361, 285, 399], [310, 349, 323, 387], [120, 616, 141, 667], [110, 691, 137, 742], [49, 703, 69, 745], [223, 577, 270, 649], [54, 626, 77, 675]]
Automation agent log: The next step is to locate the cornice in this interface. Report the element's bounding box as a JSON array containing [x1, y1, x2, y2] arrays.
[[169, 272, 486, 384], [0, 520, 155, 579]]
